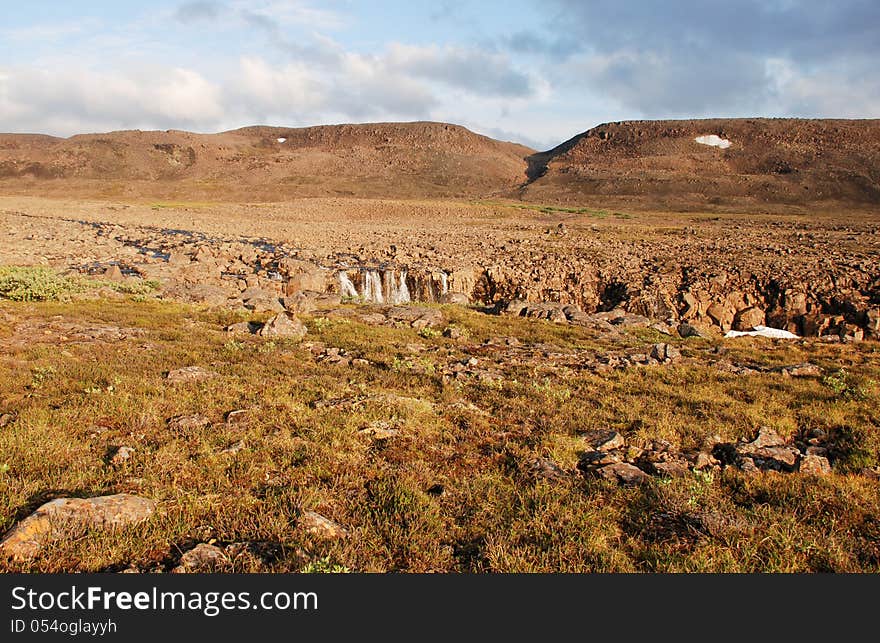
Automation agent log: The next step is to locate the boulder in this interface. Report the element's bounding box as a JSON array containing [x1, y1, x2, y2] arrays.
[[733, 306, 766, 331], [173, 543, 227, 573], [258, 313, 307, 340], [596, 462, 651, 486], [0, 494, 155, 560], [799, 454, 832, 476]]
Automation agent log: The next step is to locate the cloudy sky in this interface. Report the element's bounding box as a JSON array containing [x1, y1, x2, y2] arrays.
[[1, 1, 878, 150]]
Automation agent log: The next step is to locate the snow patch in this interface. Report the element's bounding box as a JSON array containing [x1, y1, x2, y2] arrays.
[[725, 325, 799, 340], [277, 137, 287, 143], [695, 134, 731, 149]]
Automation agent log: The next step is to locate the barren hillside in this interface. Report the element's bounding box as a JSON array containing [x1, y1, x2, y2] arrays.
[[520, 118, 880, 211], [0, 122, 533, 201]]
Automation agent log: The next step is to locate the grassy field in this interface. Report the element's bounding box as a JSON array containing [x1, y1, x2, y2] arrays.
[[1, 289, 879, 573]]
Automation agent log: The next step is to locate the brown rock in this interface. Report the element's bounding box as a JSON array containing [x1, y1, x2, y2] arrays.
[[0, 494, 155, 560], [299, 511, 348, 540], [596, 462, 651, 486], [733, 306, 766, 331], [173, 543, 227, 573], [586, 430, 626, 451], [258, 313, 307, 340], [166, 366, 218, 383], [799, 454, 832, 476]]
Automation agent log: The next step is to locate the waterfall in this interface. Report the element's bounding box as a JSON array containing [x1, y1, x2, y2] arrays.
[[339, 271, 359, 299], [440, 272, 449, 296], [363, 270, 384, 303], [389, 270, 410, 304]]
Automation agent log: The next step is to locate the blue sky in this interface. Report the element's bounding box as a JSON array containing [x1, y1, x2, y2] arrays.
[[1, 1, 878, 150]]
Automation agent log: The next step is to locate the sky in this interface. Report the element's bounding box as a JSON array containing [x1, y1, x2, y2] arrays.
[[1, 0, 878, 150]]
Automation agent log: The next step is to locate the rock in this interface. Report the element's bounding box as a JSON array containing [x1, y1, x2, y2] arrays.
[[299, 511, 348, 540], [527, 457, 568, 481], [650, 343, 681, 362], [585, 430, 625, 452], [167, 366, 218, 383], [358, 421, 399, 440], [677, 322, 714, 339], [219, 440, 246, 455], [503, 299, 528, 316], [799, 454, 832, 476], [109, 446, 135, 465], [173, 543, 227, 573], [102, 264, 125, 282], [784, 363, 822, 378], [225, 409, 250, 424], [243, 294, 284, 313], [694, 452, 717, 470], [258, 313, 307, 340], [225, 321, 261, 334], [750, 446, 800, 471], [651, 460, 691, 478], [167, 414, 210, 433], [579, 450, 623, 467], [596, 462, 651, 486], [706, 303, 735, 330], [733, 306, 766, 331], [439, 292, 470, 305], [746, 427, 787, 449], [0, 494, 155, 560], [0, 413, 15, 427]]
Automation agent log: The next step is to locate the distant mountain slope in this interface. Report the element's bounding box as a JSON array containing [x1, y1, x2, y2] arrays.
[[0, 122, 534, 200], [520, 118, 880, 210]]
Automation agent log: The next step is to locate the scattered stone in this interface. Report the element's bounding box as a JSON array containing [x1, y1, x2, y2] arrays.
[[358, 421, 400, 440], [746, 427, 787, 449], [527, 457, 568, 481], [733, 306, 766, 331], [799, 454, 832, 476], [109, 446, 135, 466], [650, 343, 681, 362], [596, 462, 651, 486], [439, 292, 470, 305], [102, 264, 126, 282], [225, 321, 261, 334], [585, 430, 625, 452], [225, 409, 250, 424], [0, 494, 155, 560], [219, 440, 246, 455], [0, 413, 15, 428], [258, 313, 307, 340], [166, 366, 218, 383], [783, 363, 822, 378], [299, 511, 348, 540], [677, 322, 714, 339], [651, 460, 691, 478], [167, 414, 210, 433], [173, 543, 227, 573]]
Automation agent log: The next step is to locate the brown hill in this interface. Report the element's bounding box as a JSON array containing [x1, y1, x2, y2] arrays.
[[520, 118, 880, 211], [0, 122, 533, 201]]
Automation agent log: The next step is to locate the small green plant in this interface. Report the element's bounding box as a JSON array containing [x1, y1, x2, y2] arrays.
[[822, 369, 867, 400], [0, 463, 9, 475], [418, 326, 440, 339], [0, 267, 86, 301], [301, 556, 350, 573], [30, 365, 58, 389]]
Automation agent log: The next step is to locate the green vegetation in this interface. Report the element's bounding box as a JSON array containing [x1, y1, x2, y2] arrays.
[[472, 200, 634, 220], [0, 266, 158, 302], [0, 297, 878, 572]]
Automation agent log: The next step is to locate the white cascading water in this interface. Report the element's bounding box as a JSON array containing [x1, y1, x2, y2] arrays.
[[339, 271, 359, 299], [440, 272, 449, 296], [363, 270, 384, 303], [389, 270, 410, 304]]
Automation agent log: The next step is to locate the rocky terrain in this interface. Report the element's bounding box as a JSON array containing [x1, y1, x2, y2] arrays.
[[2, 197, 877, 341]]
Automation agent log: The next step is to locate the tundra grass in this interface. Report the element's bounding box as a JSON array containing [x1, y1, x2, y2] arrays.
[[0, 298, 878, 573]]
